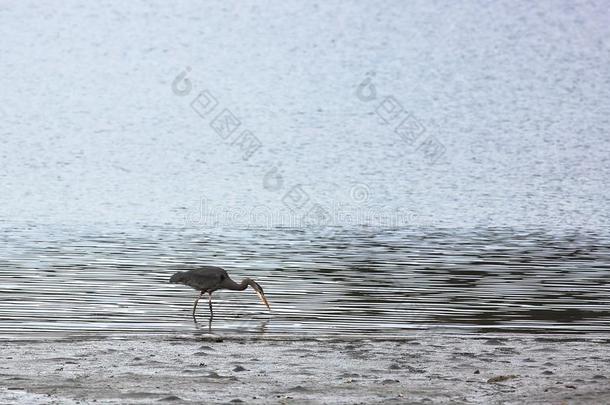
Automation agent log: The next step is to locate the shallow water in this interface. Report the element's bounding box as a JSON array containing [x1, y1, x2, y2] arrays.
[[1, 2, 609, 338], [2, 224, 609, 337]]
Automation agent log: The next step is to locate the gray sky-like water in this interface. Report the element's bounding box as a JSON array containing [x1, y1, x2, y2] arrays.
[[0, 1, 609, 336], [1, 0, 608, 229]]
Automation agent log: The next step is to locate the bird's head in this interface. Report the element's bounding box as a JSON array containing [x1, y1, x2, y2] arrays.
[[169, 271, 186, 284]]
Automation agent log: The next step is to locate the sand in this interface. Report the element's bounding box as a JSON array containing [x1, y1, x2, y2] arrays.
[[1, 333, 609, 404]]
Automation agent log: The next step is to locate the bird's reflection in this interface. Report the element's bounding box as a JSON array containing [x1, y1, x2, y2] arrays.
[[193, 317, 213, 334], [193, 318, 270, 336]]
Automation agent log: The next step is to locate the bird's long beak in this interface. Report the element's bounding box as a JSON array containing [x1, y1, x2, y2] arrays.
[[255, 290, 271, 310], [250, 280, 271, 311]]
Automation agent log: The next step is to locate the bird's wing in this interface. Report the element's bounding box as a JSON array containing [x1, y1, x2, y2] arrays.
[[183, 266, 226, 291]]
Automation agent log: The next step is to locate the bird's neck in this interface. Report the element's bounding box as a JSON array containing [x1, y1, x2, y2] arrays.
[[224, 277, 251, 291]]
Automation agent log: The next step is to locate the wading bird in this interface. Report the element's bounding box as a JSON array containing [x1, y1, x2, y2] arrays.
[[169, 266, 270, 323]]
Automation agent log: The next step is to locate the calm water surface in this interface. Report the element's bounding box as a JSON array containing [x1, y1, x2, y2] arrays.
[[2, 224, 608, 338]]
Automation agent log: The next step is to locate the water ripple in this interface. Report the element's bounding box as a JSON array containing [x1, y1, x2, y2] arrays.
[[1, 225, 609, 337]]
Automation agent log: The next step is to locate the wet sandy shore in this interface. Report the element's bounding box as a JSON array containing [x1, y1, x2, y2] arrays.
[[1, 334, 609, 404]]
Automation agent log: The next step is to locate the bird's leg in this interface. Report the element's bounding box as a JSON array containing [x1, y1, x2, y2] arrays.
[[192, 291, 204, 323], [208, 292, 214, 321]]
